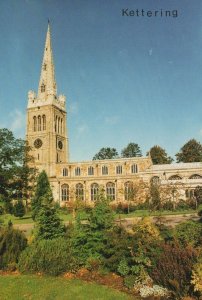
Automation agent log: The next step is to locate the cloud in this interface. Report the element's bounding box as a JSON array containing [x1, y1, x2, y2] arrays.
[[105, 116, 119, 125], [199, 129, 202, 136], [69, 102, 78, 114]]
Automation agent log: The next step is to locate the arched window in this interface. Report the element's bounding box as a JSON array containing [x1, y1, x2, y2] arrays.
[[33, 116, 37, 132], [42, 115, 46, 130], [38, 115, 41, 131], [55, 116, 57, 132], [124, 181, 134, 201], [76, 183, 84, 201], [75, 167, 81, 176], [55, 116, 58, 133], [189, 174, 202, 179], [61, 119, 63, 134], [61, 184, 69, 201], [116, 165, 122, 174], [168, 175, 182, 180], [58, 117, 60, 133], [88, 166, 94, 176], [63, 168, 68, 176], [91, 183, 99, 201], [102, 165, 108, 175], [131, 164, 138, 174], [41, 83, 45, 92], [151, 176, 160, 185], [106, 182, 115, 200]]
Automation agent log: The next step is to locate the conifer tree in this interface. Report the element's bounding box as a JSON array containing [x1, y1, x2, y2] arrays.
[[35, 205, 65, 240], [31, 170, 53, 220], [13, 200, 25, 218]]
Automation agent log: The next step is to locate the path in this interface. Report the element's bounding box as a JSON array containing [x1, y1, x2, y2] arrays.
[[13, 213, 200, 236]]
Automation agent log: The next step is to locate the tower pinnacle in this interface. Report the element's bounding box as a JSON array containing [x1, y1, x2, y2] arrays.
[[38, 22, 57, 100]]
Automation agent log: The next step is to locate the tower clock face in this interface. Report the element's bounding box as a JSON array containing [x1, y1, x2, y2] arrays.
[[58, 140, 63, 149], [34, 138, 43, 149]]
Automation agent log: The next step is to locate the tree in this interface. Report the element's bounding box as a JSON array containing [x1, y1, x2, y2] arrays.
[[121, 143, 142, 158], [176, 139, 202, 163], [13, 200, 25, 218], [31, 170, 53, 220], [147, 145, 173, 164], [72, 196, 115, 265], [93, 147, 118, 160], [0, 128, 33, 198], [0, 128, 35, 205], [35, 205, 65, 240]]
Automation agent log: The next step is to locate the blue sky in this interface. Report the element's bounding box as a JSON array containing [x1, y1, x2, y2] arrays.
[[0, 0, 202, 161]]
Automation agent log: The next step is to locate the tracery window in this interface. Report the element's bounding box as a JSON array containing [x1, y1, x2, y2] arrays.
[[91, 183, 99, 201], [88, 166, 94, 176], [61, 119, 63, 134], [75, 167, 81, 176], [58, 117, 60, 134], [131, 164, 138, 174], [38, 115, 41, 131], [55, 116, 58, 132], [151, 176, 160, 185], [76, 183, 84, 201], [106, 182, 115, 200], [63, 168, 68, 176], [124, 181, 134, 201], [33, 116, 37, 132], [116, 165, 122, 175], [189, 174, 202, 179], [168, 175, 182, 180], [102, 165, 108, 175], [61, 184, 69, 201], [42, 115, 46, 130]]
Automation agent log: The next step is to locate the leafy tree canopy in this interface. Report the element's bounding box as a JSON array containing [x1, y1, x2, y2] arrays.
[[147, 145, 173, 165], [121, 143, 142, 158], [176, 139, 202, 163], [0, 128, 35, 199], [93, 147, 118, 160]]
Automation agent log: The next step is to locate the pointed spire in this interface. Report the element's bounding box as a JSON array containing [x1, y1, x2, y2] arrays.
[[38, 21, 57, 100]]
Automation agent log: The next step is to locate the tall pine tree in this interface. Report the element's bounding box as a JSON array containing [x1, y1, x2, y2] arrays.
[[31, 170, 53, 220]]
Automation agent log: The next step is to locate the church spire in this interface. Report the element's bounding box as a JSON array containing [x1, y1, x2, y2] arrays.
[[38, 22, 57, 100]]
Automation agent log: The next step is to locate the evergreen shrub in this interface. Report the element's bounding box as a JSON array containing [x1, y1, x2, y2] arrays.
[[18, 238, 77, 276], [0, 226, 27, 270]]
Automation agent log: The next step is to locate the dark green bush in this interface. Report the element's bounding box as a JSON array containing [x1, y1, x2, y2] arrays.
[[0, 226, 27, 270], [174, 220, 202, 247], [13, 200, 25, 218], [18, 238, 77, 276], [124, 274, 137, 289]]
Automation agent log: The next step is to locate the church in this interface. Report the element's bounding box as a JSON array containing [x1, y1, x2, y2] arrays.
[[26, 23, 202, 205]]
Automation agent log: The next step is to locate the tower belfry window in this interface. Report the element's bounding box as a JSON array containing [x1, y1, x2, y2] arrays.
[[43, 63, 47, 71]]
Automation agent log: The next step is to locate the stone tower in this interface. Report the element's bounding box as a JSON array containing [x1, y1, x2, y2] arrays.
[[26, 22, 69, 177]]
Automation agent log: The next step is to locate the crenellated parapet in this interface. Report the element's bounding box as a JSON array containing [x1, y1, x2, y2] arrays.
[[27, 90, 66, 111]]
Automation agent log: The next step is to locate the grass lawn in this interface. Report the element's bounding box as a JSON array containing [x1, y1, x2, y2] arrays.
[[1, 206, 200, 226], [0, 275, 134, 300], [115, 208, 198, 219]]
